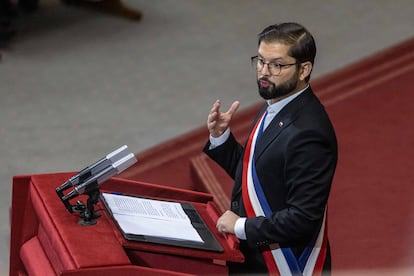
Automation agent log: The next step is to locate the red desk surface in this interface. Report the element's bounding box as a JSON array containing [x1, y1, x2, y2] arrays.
[[10, 172, 243, 275]]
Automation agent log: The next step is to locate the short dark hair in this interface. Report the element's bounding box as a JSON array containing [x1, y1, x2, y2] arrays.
[[258, 23, 316, 81]]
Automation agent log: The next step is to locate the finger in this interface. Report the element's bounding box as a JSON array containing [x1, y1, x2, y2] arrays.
[[216, 221, 223, 233], [207, 121, 216, 129], [208, 110, 219, 125], [218, 224, 226, 233], [210, 100, 221, 113], [227, 101, 240, 116], [207, 112, 214, 122]]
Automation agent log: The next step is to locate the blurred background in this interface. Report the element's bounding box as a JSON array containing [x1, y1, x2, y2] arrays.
[[1, 0, 413, 274]]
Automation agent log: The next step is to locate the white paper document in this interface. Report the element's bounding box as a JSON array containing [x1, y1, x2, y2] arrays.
[[102, 193, 203, 243]]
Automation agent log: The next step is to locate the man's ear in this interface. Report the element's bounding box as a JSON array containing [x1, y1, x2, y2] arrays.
[[299, 61, 313, 81]]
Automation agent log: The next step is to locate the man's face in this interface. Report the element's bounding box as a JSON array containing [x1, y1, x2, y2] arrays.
[[256, 41, 300, 103]]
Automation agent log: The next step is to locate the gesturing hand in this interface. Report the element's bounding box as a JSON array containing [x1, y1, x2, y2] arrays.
[[207, 100, 240, 138]]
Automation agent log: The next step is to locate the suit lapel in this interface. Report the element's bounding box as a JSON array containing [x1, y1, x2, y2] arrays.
[[232, 88, 317, 202], [254, 88, 315, 161]]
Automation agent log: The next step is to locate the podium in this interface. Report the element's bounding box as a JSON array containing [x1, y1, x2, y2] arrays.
[[9, 173, 244, 275]]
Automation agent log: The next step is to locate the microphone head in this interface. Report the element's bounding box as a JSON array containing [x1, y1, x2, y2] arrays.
[[113, 153, 137, 173], [56, 146, 137, 214]]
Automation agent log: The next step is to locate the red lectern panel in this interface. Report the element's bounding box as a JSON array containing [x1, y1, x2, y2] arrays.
[[10, 172, 243, 276]]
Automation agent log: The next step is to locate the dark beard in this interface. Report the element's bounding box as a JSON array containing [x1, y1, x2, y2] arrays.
[[257, 72, 299, 100]]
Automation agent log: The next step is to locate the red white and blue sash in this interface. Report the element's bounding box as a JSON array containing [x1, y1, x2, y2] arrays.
[[242, 111, 328, 276]]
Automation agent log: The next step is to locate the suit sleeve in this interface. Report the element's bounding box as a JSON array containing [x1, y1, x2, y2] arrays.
[[203, 133, 244, 179]]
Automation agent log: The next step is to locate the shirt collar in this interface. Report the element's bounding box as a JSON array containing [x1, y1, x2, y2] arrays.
[[266, 84, 309, 114]]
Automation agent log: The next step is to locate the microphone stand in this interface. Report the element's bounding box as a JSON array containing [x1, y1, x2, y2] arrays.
[[78, 188, 101, 226], [57, 182, 102, 226], [55, 149, 137, 226]]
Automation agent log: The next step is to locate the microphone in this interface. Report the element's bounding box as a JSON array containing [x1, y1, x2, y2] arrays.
[[56, 145, 130, 194], [62, 153, 137, 202]]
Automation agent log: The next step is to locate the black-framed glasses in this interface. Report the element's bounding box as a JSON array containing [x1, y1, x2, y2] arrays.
[[251, 56, 298, 76]]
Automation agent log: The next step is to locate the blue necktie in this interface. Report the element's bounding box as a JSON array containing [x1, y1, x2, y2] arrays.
[[257, 111, 268, 139]]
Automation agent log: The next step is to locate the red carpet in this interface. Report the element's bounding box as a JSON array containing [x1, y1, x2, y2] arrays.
[[316, 38, 414, 274], [120, 37, 414, 274]]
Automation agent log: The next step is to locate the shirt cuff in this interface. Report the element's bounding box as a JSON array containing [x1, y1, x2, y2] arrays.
[[209, 128, 231, 149], [234, 217, 247, 240]]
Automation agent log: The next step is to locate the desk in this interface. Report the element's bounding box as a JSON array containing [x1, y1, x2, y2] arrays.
[[10, 173, 243, 275]]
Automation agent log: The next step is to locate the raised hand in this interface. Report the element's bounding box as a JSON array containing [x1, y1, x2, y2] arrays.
[[207, 100, 240, 138]]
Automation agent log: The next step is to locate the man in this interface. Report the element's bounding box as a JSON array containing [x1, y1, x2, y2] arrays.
[[203, 22, 337, 275]]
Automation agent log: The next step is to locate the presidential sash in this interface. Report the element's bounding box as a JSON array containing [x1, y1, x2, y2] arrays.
[[242, 111, 328, 276]]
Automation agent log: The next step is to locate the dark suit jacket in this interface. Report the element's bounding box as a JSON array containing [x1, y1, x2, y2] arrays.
[[204, 87, 338, 274]]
